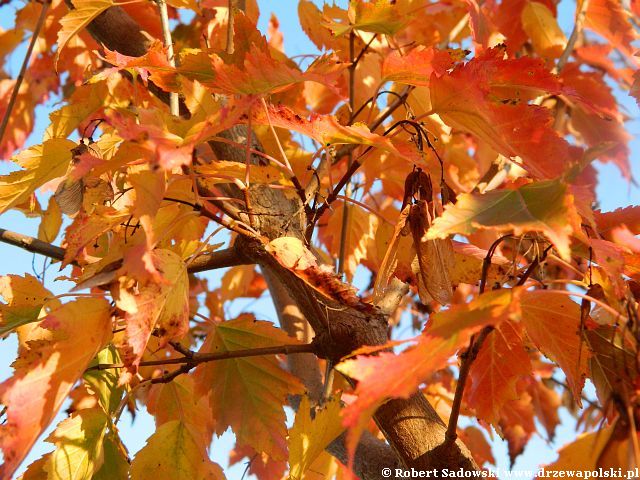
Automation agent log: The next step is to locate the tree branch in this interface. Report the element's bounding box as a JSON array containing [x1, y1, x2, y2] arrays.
[[89, 342, 317, 372], [0, 227, 249, 274], [0, 0, 49, 149]]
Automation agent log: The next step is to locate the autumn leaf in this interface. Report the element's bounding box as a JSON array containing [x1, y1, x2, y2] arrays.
[[130, 421, 225, 480], [430, 48, 576, 179], [521, 1, 567, 58], [63, 206, 131, 266], [37, 196, 62, 244], [56, 0, 115, 66], [0, 298, 112, 479], [266, 236, 372, 311], [319, 202, 378, 281], [0, 138, 76, 215], [426, 288, 522, 343], [220, 265, 267, 303], [251, 103, 417, 161], [43, 407, 109, 480], [583, 0, 639, 61], [336, 331, 473, 463], [117, 249, 189, 373], [380, 47, 455, 86], [465, 321, 532, 425], [193, 315, 304, 460], [426, 180, 581, 260], [288, 395, 344, 480], [520, 290, 589, 404], [324, 0, 411, 36], [0, 274, 53, 337]]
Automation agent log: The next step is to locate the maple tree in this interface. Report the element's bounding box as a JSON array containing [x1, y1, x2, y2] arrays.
[[0, 0, 639, 478]]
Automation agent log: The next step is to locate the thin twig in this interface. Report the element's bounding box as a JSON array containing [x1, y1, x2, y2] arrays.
[[445, 325, 494, 446], [555, 0, 589, 73], [156, 0, 179, 116], [89, 343, 317, 372], [337, 31, 357, 276], [0, 0, 50, 148]]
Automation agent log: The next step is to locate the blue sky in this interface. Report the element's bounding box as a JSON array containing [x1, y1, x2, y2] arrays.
[[0, 0, 638, 478]]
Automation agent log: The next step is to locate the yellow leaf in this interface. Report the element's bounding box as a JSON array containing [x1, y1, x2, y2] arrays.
[[288, 395, 344, 480], [0, 298, 112, 479], [130, 421, 225, 480], [146, 375, 214, 443], [195, 161, 290, 186], [521, 2, 567, 58], [44, 407, 109, 480], [193, 315, 304, 460], [38, 196, 62, 243], [119, 249, 190, 371], [0, 273, 57, 339], [0, 139, 76, 215], [56, 0, 115, 66]]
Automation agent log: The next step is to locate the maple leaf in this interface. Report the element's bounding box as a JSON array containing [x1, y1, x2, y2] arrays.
[[251, 103, 418, 162], [380, 47, 455, 86], [583, 0, 639, 61], [130, 421, 225, 480], [266, 236, 373, 312], [219, 265, 267, 303], [430, 48, 577, 179], [288, 395, 344, 480], [117, 249, 189, 374], [0, 298, 112, 479], [193, 315, 304, 460], [0, 274, 54, 337], [521, 1, 567, 58], [465, 321, 532, 425], [324, 0, 411, 36], [426, 288, 521, 338], [319, 202, 378, 282], [56, 0, 115, 67], [336, 331, 473, 463], [544, 420, 634, 473], [0, 139, 76, 215], [497, 386, 536, 465], [63, 206, 130, 266], [520, 290, 589, 405], [426, 180, 581, 260], [43, 407, 109, 480]]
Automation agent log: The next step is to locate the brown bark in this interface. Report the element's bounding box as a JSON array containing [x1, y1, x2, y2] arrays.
[[81, 6, 479, 477]]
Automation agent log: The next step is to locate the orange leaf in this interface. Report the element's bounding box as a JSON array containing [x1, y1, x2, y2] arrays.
[[117, 249, 189, 374], [430, 47, 577, 179], [0, 298, 112, 478], [520, 290, 589, 405], [465, 321, 532, 425], [381, 47, 455, 86]]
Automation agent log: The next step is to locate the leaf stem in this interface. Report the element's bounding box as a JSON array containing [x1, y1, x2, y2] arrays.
[[0, 0, 50, 150], [156, 0, 179, 116]]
